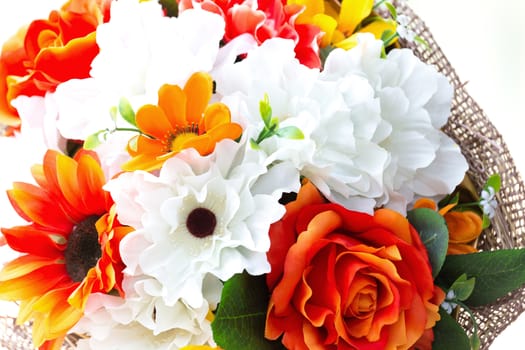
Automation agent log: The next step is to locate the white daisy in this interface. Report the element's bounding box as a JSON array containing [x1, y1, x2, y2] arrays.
[[105, 138, 287, 308]]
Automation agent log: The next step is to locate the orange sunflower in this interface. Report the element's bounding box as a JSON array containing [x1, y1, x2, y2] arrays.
[[123, 72, 243, 172], [0, 150, 132, 350]]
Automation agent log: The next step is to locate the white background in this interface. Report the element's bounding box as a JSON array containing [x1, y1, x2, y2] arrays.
[[0, 0, 523, 348]]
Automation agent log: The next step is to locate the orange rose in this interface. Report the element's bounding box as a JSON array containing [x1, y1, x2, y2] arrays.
[[265, 181, 442, 349], [0, 0, 109, 126]]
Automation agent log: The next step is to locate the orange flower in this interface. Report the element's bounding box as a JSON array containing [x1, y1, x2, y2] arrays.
[[0, 0, 107, 126], [0, 150, 131, 349], [123, 72, 243, 172], [413, 198, 483, 255], [266, 181, 442, 349]]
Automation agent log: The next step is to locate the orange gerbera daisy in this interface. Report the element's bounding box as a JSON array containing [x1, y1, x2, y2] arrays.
[[0, 150, 132, 350], [122, 72, 243, 172]]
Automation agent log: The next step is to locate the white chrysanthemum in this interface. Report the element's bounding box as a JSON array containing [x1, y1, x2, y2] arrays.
[[54, 0, 225, 142], [305, 34, 467, 212], [105, 139, 288, 307], [214, 38, 320, 169], [73, 275, 220, 350]]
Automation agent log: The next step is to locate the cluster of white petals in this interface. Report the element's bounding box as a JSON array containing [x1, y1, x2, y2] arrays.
[[106, 139, 287, 308], [309, 34, 467, 212], [73, 275, 219, 350]]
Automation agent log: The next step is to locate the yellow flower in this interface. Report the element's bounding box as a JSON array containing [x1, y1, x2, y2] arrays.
[[290, 0, 397, 49]]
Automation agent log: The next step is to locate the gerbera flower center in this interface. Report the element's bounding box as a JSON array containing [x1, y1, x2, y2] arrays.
[[165, 124, 200, 153], [65, 215, 102, 282], [186, 207, 217, 238]]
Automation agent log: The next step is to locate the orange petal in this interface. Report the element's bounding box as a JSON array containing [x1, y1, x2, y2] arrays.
[[0, 264, 69, 300], [202, 102, 231, 131], [447, 243, 478, 255], [158, 83, 187, 128], [445, 211, 483, 243], [205, 122, 243, 144], [413, 198, 437, 211], [76, 153, 109, 213], [136, 104, 173, 139], [184, 72, 213, 124], [374, 208, 413, 245]]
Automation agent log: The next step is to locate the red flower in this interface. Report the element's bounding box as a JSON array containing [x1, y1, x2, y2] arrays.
[[0, 150, 131, 349], [178, 0, 322, 68], [265, 181, 442, 349], [0, 0, 109, 127]]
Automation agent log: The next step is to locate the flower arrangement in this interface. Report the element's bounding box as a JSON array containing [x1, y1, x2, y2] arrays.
[[0, 0, 524, 349]]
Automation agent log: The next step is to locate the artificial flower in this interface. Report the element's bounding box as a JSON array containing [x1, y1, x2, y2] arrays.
[[73, 275, 220, 350], [0, 150, 130, 348], [303, 34, 468, 212], [123, 72, 243, 172], [179, 0, 322, 68], [108, 139, 287, 308], [480, 186, 498, 219], [291, 0, 397, 49], [0, 0, 108, 126], [413, 197, 483, 255], [265, 180, 443, 349]]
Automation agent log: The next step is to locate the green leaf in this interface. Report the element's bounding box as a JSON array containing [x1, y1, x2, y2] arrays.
[[384, 1, 397, 20], [407, 208, 449, 278], [259, 94, 273, 128], [109, 106, 118, 123], [250, 138, 261, 150], [438, 249, 525, 306], [432, 308, 471, 350], [449, 274, 475, 301], [157, 0, 178, 17], [276, 126, 304, 140], [212, 273, 285, 350], [119, 97, 136, 127], [481, 214, 491, 229], [83, 130, 106, 150], [484, 174, 501, 192]]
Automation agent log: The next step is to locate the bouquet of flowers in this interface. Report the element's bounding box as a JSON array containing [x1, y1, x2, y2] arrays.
[[1, 0, 525, 349]]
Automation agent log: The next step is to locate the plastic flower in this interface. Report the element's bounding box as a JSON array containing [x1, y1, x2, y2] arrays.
[[266, 180, 443, 349], [179, 0, 322, 68], [480, 186, 498, 219], [73, 275, 221, 350], [0, 150, 131, 349], [303, 34, 468, 212], [413, 197, 483, 255], [0, 0, 108, 127], [122, 72, 243, 172], [108, 139, 286, 308], [291, 0, 397, 49]]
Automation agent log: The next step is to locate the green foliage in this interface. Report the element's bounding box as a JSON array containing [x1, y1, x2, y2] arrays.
[[448, 274, 475, 301], [250, 94, 304, 148], [158, 0, 178, 17], [119, 97, 136, 127], [484, 173, 501, 192], [407, 208, 449, 278], [432, 308, 471, 350], [84, 130, 107, 150], [212, 273, 286, 350], [438, 249, 525, 306]]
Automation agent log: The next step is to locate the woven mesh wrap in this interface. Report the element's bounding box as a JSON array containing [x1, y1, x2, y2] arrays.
[[394, 1, 525, 348], [1, 1, 525, 349]]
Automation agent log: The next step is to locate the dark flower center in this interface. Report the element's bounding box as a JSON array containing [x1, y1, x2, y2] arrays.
[[65, 215, 102, 282], [186, 207, 217, 238]]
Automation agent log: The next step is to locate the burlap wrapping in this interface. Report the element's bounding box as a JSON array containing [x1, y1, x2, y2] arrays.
[[1, 1, 525, 349]]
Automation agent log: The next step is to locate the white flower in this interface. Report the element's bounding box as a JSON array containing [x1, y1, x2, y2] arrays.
[[54, 1, 225, 145], [105, 139, 287, 307], [73, 275, 220, 350], [480, 186, 498, 218], [441, 290, 458, 314], [214, 38, 320, 169], [396, 15, 416, 42], [307, 34, 468, 212]]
